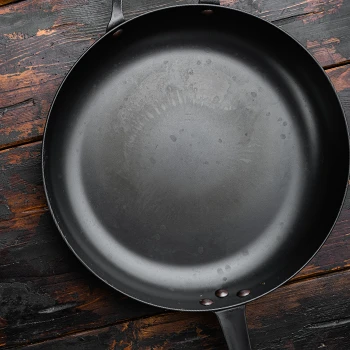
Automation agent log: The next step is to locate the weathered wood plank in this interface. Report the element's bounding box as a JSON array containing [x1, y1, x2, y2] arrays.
[[0, 141, 45, 222], [0, 0, 349, 149], [272, 2, 350, 68], [0, 0, 110, 150], [0, 270, 161, 348], [17, 269, 350, 350]]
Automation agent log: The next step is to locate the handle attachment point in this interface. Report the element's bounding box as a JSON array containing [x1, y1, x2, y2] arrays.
[[216, 306, 251, 350], [107, 0, 124, 32]]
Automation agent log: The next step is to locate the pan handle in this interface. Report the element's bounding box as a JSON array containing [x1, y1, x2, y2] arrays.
[[216, 305, 251, 350], [107, 0, 124, 32], [106, 0, 220, 32]]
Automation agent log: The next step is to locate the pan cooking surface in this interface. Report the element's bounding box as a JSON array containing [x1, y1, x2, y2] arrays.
[[43, 6, 349, 310]]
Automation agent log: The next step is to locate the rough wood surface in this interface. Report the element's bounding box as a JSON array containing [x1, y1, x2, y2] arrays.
[[1, 0, 350, 349], [0, 0, 349, 149], [12, 270, 350, 350]]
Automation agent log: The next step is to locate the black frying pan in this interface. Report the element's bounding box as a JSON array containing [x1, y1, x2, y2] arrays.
[[42, 1, 349, 348]]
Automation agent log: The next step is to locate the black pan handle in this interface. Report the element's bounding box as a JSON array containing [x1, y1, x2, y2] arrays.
[[107, 0, 124, 32], [107, 0, 221, 32], [216, 305, 252, 350]]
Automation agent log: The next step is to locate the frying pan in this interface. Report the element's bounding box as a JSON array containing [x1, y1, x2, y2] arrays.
[[42, 0, 349, 348]]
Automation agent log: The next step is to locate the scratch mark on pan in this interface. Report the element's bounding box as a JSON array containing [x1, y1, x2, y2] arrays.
[[177, 89, 183, 104]]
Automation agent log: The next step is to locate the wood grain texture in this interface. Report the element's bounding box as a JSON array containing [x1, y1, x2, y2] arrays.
[[0, 0, 349, 149], [0, 64, 349, 346], [0, 266, 161, 347], [1, 1, 350, 348], [0, 141, 45, 222], [11, 269, 350, 350]]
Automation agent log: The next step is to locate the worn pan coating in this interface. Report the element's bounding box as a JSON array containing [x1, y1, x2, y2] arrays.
[[42, 1, 349, 348]]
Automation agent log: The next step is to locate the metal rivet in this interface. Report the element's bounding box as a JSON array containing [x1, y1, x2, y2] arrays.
[[200, 298, 214, 306], [215, 289, 229, 298], [237, 289, 251, 298], [113, 29, 123, 38], [201, 9, 214, 16]]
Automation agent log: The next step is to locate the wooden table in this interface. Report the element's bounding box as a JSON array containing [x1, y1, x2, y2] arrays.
[[0, 0, 350, 349]]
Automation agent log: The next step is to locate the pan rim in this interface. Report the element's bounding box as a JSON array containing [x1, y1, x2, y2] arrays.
[[42, 3, 350, 312]]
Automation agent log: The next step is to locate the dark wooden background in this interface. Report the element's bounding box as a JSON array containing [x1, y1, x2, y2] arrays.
[[0, 0, 350, 349]]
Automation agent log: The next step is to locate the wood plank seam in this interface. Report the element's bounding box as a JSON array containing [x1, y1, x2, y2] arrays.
[[287, 264, 350, 285], [271, 10, 325, 26], [324, 59, 350, 70], [0, 135, 42, 152]]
